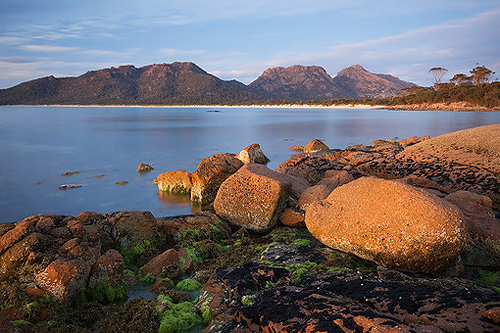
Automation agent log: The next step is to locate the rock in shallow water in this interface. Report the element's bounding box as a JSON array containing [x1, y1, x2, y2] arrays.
[[235, 143, 270, 165], [190, 153, 243, 204], [305, 177, 467, 273]]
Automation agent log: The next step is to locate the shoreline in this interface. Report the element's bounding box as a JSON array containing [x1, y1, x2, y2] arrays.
[[1, 103, 498, 111], [2, 103, 379, 109]]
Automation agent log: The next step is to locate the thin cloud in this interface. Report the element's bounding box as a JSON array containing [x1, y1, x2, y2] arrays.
[[21, 45, 77, 52]]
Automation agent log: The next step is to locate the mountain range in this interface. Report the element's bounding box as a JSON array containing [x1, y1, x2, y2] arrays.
[[0, 62, 415, 105]]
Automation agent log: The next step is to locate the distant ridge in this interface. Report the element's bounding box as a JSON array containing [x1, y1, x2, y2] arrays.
[[0, 62, 415, 105]]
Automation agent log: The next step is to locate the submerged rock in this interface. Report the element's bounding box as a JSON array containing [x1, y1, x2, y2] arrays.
[[58, 184, 83, 189], [305, 177, 467, 273], [137, 163, 154, 172]]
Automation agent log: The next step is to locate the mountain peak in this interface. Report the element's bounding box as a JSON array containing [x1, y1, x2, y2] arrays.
[[333, 65, 416, 98], [337, 64, 369, 76], [249, 65, 348, 100]]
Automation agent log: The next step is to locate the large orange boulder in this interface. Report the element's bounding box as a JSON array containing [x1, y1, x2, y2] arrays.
[[191, 153, 243, 204], [155, 170, 192, 194], [305, 177, 467, 273], [214, 164, 291, 232]]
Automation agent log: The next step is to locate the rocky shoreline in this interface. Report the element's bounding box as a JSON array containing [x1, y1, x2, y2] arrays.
[[1, 124, 499, 332]]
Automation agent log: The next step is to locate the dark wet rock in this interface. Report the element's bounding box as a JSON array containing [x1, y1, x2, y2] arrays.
[[199, 264, 293, 332], [241, 273, 500, 332], [306, 177, 467, 273], [214, 164, 291, 232], [202, 266, 500, 333], [236, 143, 270, 164], [137, 163, 154, 172], [260, 244, 325, 267], [191, 153, 243, 204]]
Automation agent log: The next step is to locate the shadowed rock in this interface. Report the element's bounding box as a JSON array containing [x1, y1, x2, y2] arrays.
[[446, 190, 500, 268]]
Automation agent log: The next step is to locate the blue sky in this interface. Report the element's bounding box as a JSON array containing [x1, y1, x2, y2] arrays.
[[0, 0, 499, 88]]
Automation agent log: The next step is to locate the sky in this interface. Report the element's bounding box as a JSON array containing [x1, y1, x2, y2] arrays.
[[0, 0, 499, 89]]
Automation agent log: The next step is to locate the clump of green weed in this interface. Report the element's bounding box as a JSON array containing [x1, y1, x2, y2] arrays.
[[183, 246, 204, 265], [477, 269, 500, 292], [291, 238, 311, 247], [119, 239, 153, 266], [74, 280, 127, 307], [241, 294, 256, 306], [176, 278, 202, 291], [288, 261, 318, 284], [198, 296, 213, 326], [157, 295, 202, 333]]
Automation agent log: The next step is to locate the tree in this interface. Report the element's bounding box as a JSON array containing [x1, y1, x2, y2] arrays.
[[450, 73, 470, 86], [429, 67, 448, 88], [470, 65, 494, 87]]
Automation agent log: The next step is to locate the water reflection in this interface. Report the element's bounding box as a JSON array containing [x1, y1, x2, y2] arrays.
[[157, 191, 202, 214]]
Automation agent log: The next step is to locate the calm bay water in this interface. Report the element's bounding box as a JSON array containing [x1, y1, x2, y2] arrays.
[[0, 105, 499, 223]]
